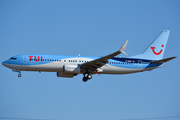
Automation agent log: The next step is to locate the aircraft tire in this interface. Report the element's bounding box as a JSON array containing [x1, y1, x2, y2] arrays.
[[18, 74, 22, 77], [87, 74, 92, 79], [83, 77, 88, 82]]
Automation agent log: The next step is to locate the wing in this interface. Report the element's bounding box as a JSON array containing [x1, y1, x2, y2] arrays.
[[80, 40, 129, 73]]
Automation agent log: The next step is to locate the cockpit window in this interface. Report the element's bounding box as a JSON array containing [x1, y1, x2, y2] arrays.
[[9, 57, 17, 60]]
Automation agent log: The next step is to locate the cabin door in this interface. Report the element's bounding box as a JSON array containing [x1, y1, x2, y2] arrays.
[[138, 60, 142, 68], [23, 55, 28, 64]]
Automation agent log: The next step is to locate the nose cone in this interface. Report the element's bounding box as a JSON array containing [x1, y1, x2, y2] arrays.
[[2, 60, 9, 67]]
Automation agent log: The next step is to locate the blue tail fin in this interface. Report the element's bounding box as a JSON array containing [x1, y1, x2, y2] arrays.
[[130, 30, 170, 60]]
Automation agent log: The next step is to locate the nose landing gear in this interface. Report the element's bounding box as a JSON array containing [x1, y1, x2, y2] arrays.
[[12, 69, 22, 78], [18, 73, 22, 77]]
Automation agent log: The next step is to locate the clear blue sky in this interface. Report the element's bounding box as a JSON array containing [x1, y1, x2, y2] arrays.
[[0, 0, 180, 120]]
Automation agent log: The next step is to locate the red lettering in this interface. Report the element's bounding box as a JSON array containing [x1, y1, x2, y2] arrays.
[[34, 56, 40, 62], [41, 56, 43, 62], [28, 56, 43, 62], [28, 56, 33, 61]]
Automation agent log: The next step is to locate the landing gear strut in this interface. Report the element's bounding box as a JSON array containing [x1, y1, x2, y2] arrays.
[[12, 69, 22, 78], [82, 73, 92, 82], [18, 71, 22, 77]]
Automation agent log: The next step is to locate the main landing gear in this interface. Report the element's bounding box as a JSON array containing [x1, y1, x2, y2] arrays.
[[12, 69, 22, 78], [83, 73, 92, 82]]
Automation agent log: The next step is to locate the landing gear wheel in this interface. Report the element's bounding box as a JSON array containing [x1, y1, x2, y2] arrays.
[[82, 74, 92, 82], [18, 74, 22, 77], [87, 74, 92, 79], [83, 77, 88, 82]]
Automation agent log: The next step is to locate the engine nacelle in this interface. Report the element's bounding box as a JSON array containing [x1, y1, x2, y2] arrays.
[[57, 72, 75, 78], [63, 65, 80, 74]]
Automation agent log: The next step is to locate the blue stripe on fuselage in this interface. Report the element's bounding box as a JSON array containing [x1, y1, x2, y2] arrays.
[[112, 57, 153, 63], [111, 57, 163, 69]]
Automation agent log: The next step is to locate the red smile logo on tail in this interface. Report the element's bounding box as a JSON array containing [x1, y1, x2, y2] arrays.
[[151, 45, 164, 55]]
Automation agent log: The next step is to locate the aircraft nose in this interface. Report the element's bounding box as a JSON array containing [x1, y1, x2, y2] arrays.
[[2, 60, 9, 67], [2, 61, 5, 66]]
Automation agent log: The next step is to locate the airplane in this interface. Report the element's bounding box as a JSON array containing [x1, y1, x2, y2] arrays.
[[2, 30, 177, 82]]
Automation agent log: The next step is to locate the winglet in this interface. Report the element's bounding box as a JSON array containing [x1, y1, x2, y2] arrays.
[[119, 40, 128, 55]]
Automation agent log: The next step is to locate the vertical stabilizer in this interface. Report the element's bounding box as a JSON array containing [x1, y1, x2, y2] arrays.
[[130, 30, 170, 60]]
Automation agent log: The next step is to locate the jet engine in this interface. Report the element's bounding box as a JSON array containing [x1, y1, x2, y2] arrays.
[[57, 72, 75, 78], [63, 65, 80, 74], [57, 65, 80, 78]]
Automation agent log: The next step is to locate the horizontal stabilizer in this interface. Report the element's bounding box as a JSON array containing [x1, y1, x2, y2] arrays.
[[151, 56, 177, 64]]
